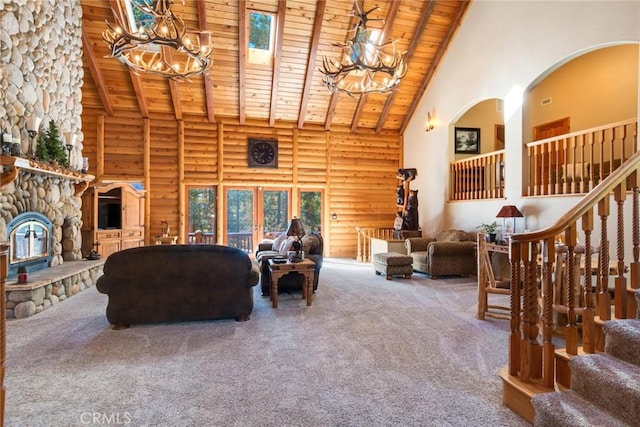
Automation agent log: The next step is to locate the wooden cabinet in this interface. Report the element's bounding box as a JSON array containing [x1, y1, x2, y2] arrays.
[[81, 182, 145, 258]]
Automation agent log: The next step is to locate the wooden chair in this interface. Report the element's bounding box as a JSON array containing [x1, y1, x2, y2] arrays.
[[477, 232, 511, 320]]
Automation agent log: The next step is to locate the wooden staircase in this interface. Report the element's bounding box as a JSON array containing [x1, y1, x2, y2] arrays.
[[499, 149, 640, 423]]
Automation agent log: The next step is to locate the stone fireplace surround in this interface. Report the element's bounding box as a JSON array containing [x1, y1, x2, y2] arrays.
[[1, 157, 101, 318]]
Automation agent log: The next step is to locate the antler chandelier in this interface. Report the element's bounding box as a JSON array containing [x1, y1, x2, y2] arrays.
[[320, 0, 407, 96], [103, 0, 213, 81]]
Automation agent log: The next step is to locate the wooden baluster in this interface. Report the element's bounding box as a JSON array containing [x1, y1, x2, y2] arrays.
[[356, 227, 363, 262], [597, 197, 611, 322], [542, 238, 556, 387], [568, 136, 575, 194], [587, 131, 595, 191], [508, 240, 522, 377], [564, 226, 579, 355], [582, 210, 596, 353], [614, 183, 627, 319], [530, 145, 538, 196], [579, 134, 586, 193], [520, 241, 542, 381], [598, 129, 605, 185]]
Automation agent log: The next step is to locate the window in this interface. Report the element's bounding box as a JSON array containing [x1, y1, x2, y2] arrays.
[[248, 11, 275, 65], [187, 187, 217, 244], [123, 0, 161, 53]]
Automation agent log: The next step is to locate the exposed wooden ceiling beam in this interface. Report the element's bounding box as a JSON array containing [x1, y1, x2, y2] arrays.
[[376, 0, 437, 134], [108, 0, 148, 118], [269, 0, 287, 127], [399, 1, 471, 134], [297, 0, 326, 129], [129, 72, 149, 118], [196, 0, 215, 123], [238, 0, 247, 125], [163, 48, 183, 120], [81, 27, 113, 116], [351, 1, 401, 133]]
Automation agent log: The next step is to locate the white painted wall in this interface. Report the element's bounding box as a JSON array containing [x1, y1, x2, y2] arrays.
[[404, 0, 640, 238]]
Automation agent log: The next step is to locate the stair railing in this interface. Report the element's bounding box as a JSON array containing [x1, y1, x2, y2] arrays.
[[355, 227, 396, 262], [504, 150, 640, 395]]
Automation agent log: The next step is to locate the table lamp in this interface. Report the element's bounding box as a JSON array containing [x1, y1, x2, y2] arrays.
[[286, 217, 306, 262], [496, 205, 523, 243]]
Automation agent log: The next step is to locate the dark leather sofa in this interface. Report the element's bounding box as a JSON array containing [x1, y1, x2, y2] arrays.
[[255, 232, 323, 296], [96, 244, 259, 328]]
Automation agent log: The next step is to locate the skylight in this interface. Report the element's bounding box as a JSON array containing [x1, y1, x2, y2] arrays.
[[248, 11, 275, 65]]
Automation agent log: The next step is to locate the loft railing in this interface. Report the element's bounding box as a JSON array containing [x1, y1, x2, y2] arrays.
[[526, 118, 638, 196], [500, 150, 640, 419], [450, 150, 505, 201], [355, 227, 395, 262]]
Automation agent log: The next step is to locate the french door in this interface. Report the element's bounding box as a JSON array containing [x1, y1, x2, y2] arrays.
[[224, 187, 291, 253]]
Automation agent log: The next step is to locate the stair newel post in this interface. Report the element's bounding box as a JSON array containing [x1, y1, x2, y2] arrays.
[[597, 197, 611, 321], [520, 241, 542, 382], [614, 183, 627, 319], [541, 237, 556, 387], [508, 240, 522, 377], [629, 172, 640, 322], [564, 226, 579, 355], [582, 210, 596, 353]]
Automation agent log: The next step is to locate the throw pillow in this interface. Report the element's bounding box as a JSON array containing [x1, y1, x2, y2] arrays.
[[301, 233, 320, 255], [279, 237, 295, 255], [272, 233, 287, 252]]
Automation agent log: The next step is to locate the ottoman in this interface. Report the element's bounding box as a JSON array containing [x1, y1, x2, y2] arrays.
[[373, 252, 413, 280]]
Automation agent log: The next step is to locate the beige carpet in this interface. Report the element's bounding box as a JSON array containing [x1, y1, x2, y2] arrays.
[[5, 258, 528, 426]]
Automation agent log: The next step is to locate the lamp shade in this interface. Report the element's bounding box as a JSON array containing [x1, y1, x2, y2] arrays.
[[496, 205, 523, 218], [285, 218, 305, 238]]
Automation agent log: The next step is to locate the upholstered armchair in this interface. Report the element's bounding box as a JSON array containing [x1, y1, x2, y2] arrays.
[[405, 229, 476, 278], [255, 232, 323, 296]]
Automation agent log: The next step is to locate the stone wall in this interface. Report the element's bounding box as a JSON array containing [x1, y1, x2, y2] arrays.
[[0, 0, 85, 259], [0, 0, 84, 167]]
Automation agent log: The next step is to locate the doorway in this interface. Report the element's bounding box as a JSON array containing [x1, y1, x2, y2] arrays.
[[186, 186, 217, 244], [224, 187, 291, 253]]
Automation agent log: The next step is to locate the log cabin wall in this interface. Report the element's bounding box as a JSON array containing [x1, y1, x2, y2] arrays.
[[81, 108, 402, 258]]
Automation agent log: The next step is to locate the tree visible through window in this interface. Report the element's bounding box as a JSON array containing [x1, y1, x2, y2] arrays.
[[249, 12, 272, 50], [300, 191, 321, 233]]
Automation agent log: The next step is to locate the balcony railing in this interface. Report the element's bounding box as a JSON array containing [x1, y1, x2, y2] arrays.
[[450, 150, 505, 201], [526, 119, 638, 196]]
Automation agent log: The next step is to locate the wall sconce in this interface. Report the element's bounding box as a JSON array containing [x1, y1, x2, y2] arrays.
[[425, 112, 435, 132], [331, 213, 338, 220]]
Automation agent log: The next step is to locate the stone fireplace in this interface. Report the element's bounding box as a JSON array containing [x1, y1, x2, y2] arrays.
[[0, 157, 93, 278]]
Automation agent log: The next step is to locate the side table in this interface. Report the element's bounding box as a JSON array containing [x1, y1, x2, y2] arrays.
[[268, 258, 315, 308]]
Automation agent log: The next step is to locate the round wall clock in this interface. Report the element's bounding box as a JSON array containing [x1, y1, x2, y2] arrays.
[[248, 139, 278, 168]]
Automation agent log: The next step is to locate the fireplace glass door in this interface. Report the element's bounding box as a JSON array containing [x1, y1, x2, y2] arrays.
[[10, 220, 50, 264]]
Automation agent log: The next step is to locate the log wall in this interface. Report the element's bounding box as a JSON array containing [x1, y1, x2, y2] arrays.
[[81, 108, 402, 258]]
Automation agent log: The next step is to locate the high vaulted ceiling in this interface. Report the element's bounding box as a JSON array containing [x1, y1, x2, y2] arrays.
[[80, 0, 470, 134]]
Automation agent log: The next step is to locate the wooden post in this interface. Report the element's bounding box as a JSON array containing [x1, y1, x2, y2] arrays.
[[0, 242, 8, 426]]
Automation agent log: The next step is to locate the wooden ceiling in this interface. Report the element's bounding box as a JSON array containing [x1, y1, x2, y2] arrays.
[[80, 0, 470, 134]]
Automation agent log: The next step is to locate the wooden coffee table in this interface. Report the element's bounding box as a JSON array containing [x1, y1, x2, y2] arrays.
[[268, 258, 315, 308]]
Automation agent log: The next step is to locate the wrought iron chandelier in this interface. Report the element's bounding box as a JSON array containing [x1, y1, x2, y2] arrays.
[[320, 0, 407, 96], [103, 0, 213, 81]]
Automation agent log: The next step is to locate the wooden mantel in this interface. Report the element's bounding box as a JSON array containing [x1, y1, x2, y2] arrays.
[[0, 156, 95, 195]]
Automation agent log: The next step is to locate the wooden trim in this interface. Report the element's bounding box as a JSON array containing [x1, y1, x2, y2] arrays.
[[143, 118, 151, 245], [97, 114, 105, 179], [165, 48, 183, 121], [178, 120, 185, 243]]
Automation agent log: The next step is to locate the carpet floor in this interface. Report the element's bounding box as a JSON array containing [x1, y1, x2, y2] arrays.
[[5, 258, 529, 427]]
